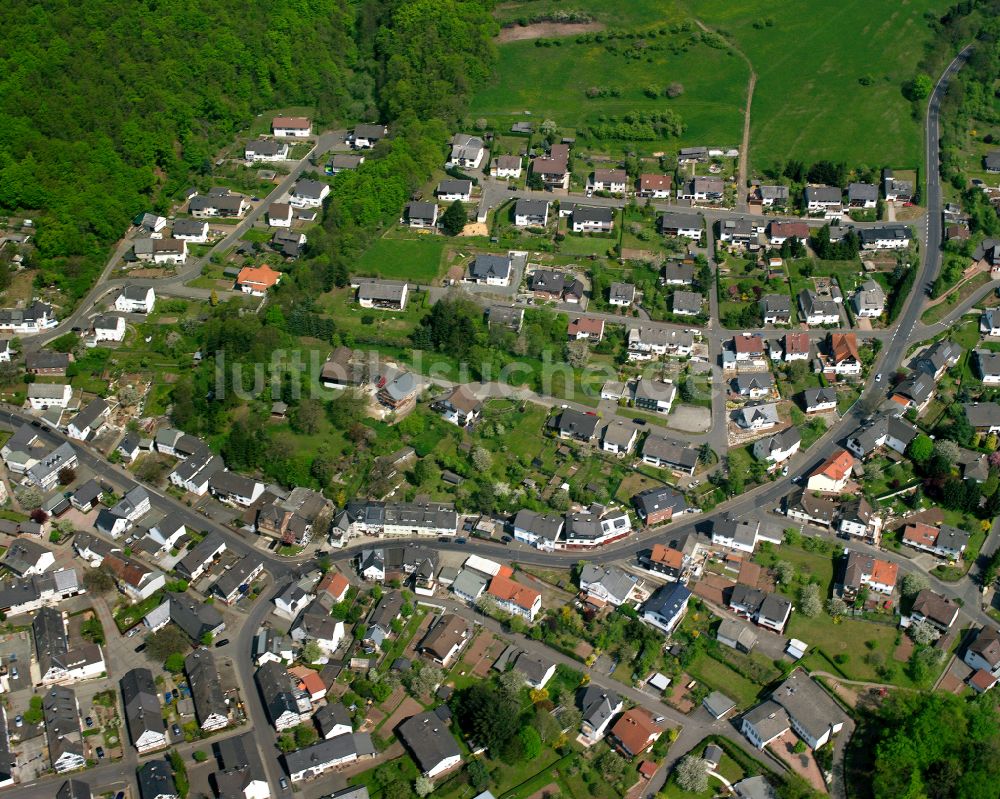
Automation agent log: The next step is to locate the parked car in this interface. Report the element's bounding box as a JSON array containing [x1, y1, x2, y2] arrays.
[[171, 723, 181, 736], [85, 717, 93, 728], [214, 638, 230, 648], [134, 643, 146, 653], [279, 778, 289, 790], [164, 692, 172, 703], [171, 688, 179, 698], [14, 716, 22, 728], [96, 747, 105, 759], [10, 666, 17, 680]]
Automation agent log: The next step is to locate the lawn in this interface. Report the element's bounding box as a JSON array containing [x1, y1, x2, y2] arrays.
[[355, 235, 447, 284], [687, 0, 943, 171], [469, 29, 749, 154], [687, 650, 764, 709], [921, 271, 993, 324]]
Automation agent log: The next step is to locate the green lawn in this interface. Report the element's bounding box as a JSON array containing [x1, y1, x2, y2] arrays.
[[355, 236, 447, 283], [687, 651, 764, 710], [470, 30, 749, 154], [688, 0, 943, 171]]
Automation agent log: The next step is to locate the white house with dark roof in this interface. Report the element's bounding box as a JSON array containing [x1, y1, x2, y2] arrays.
[[244, 139, 289, 162], [350, 123, 386, 148], [447, 134, 485, 169], [847, 183, 878, 208], [571, 205, 614, 233], [466, 254, 512, 287], [115, 286, 155, 314], [404, 201, 438, 229], [436, 179, 472, 201], [513, 199, 549, 227], [272, 117, 311, 137], [290, 179, 330, 209]]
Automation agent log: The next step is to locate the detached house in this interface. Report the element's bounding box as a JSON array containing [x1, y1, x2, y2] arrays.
[[491, 155, 522, 179], [883, 169, 913, 202], [67, 398, 110, 441], [802, 387, 837, 413], [901, 523, 970, 560], [435, 386, 482, 427], [732, 373, 774, 400], [638, 174, 673, 198], [658, 212, 704, 241], [531, 144, 571, 190], [671, 290, 703, 317], [852, 280, 886, 317], [910, 590, 960, 634], [93, 314, 125, 342], [608, 709, 662, 759], [804, 186, 843, 213], [579, 686, 623, 742], [845, 413, 918, 459], [290, 180, 330, 209], [115, 286, 156, 314], [915, 340, 963, 379], [244, 139, 288, 162], [627, 327, 693, 360], [404, 201, 438, 229], [806, 449, 854, 493], [963, 627, 1000, 687], [256, 661, 302, 731], [272, 117, 311, 137], [189, 189, 250, 219], [632, 486, 688, 526], [858, 225, 912, 250], [752, 428, 800, 469], [824, 332, 862, 377], [418, 613, 470, 667], [767, 221, 810, 246], [760, 294, 791, 325], [588, 168, 627, 194], [837, 550, 898, 600], [798, 290, 839, 326], [642, 582, 691, 635], [678, 176, 724, 203], [397, 712, 462, 778], [121, 668, 166, 753], [847, 183, 878, 208], [236, 264, 281, 296], [514, 199, 549, 227], [447, 134, 485, 169], [350, 123, 387, 148], [487, 573, 542, 622], [466, 254, 512, 286], [976, 350, 1000, 385], [356, 279, 408, 311], [435, 179, 472, 202], [734, 403, 780, 431], [571, 205, 614, 233], [609, 282, 635, 307]]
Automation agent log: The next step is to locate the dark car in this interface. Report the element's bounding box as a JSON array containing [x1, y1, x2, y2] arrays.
[[85, 716, 93, 728], [632, 418, 647, 425], [171, 688, 179, 698], [279, 778, 289, 790], [116, 792, 125, 799], [96, 746, 105, 759], [455, 537, 467, 545], [171, 723, 181, 736], [134, 643, 146, 653], [214, 638, 230, 648]]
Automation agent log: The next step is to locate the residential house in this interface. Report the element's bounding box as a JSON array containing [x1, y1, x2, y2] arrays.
[[566, 316, 605, 342], [824, 332, 862, 377], [671, 290, 703, 317], [976, 349, 1000, 385], [589, 168, 627, 194], [914, 340, 963, 380], [487, 574, 542, 621], [513, 199, 548, 227], [858, 225, 912, 250], [244, 139, 288, 162], [640, 543, 688, 582], [839, 497, 882, 543], [718, 217, 764, 249], [0, 301, 56, 334], [291, 601, 346, 656], [633, 379, 676, 414], [579, 685, 623, 742], [627, 327, 694, 360], [963, 627, 1000, 682], [729, 586, 793, 633], [356, 279, 408, 311], [767, 669, 845, 749], [845, 413, 918, 459], [804, 186, 842, 213], [26, 351, 69, 376], [447, 134, 485, 169], [3, 539, 55, 576], [755, 185, 789, 207], [435, 179, 472, 202], [255, 662, 302, 731], [451, 568, 489, 604], [149, 237, 186, 265], [609, 282, 636, 307], [512, 509, 564, 548], [66, 398, 109, 441], [103, 553, 165, 601], [734, 403, 780, 431], [274, 584, 313, 621], [768, 221, 810, 246], [732, 333, 766, 364], [25, 441, 77, 489], [983, 310, 1000, 336], [661, 262, 695, 286], [328, 153, 365, 174], [43, 685, 85, 772], [115, 286, 155, 313], [677, 176, 724, 203], [314, 703, 353, 740], [806, 449, 854, 493], [561, 506, 632, 548], [236, 264, 281, 296], [802, 387, 837, 413], [172, 219, 209, 243], [741, 701, 790, 749], [752, 428, 801, 469], [847, 183, 878, 208], [208, 470, 265, 507], [638, 174, 673, 198], [212, 734, 270, 799], [733, 373, 774, 400], [571, 205, 615, 233], [530, 144, 570, 190], [121, 668, 167, 753], [33, 606, 105, 686], [642, 582, 691, 635], [578, 565, 640, 608], [272, 117, 311, 137], [93, 314, 126, 342], [852, 280, 886, 318], [552, 408, 600, 442], [492, 646, 556, 689], [175, 533, 227, 582], [608, 708, 662, 759], [435, 386, 482, 428], [760, 294, 792, 325], [96, 485, 152, 538], [185, 648, 230, 732], [290, 179, 330, 209], [404, 201, 438, 229], [189, 190, 249, 219], [677, 147, 709, 164], [798, 290, 839, 326], [965, 402, 1000, 435], [910, 589, 960, 634], [27, 382, 73, 410], [528, 269, 584, 303], [418, 614, 471, 667], [350, 123, 386, 148], [892, 371, 936, 411], [397, 712, 462, 778], [882, 169, 913, 202], [601, 419, 639, 455], [491, 155, 522, 179], [210, 556, 265, 605], [901, 522, 969, 560], [147, 593, 225, 642], [658, 212, 704, 241], [284, 734, 375, 784], [640, 434, 698, 474], [717, 619, 758, 653], [837, 550, 898, 600], [138, 759, 178, 799]]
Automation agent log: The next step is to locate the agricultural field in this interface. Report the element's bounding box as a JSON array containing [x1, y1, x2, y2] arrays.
[[687, 0, 942, 171], [355, 235, 447, 284], [469, 30, 749, 155]]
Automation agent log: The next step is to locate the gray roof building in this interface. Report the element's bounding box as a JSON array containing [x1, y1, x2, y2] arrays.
[[397, 712, 462, 775], [138, 759, 177, 799]]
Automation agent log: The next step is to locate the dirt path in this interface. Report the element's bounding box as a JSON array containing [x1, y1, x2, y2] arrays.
[[497, 22, 604, 42], [691, 18, 757, 210]]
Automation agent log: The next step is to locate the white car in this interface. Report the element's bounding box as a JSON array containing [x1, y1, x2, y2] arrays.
[[875, 373, 882, 382]]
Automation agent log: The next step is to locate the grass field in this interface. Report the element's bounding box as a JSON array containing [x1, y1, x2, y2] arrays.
[[469, 34, 749, 153], [355, 236, 447, 283], [687, 0, 941, 171]]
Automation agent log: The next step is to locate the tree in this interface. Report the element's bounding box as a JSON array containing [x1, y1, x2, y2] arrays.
[[291, 399, 323, 435], [192, 750, 208, 762], [15, 485, 43, 510], [909, 620, 937, 646], [519, 726, 542, 760], [498, 668, 526, 699], [597, 750, 627, 784], [409, 664, 443, 697], [471, 447, 493, 472], [466, 760, 490, 792], [827, 597, 848, 618], [164, 652, 186, 674], [907, 433, 934, 464], [294, 723, 318, 748], [83, 568, 115, 593], [798, 583, 822, 617], [558, 706, 582, 735], [934, 439, 960, 467], [675, 755, 709, 793], [774, 560, 796, 585], [566, 339, 590, 367], [301, 640, 322, 664], [899, 572, 928, 599], [905, 73, 934, 101], [57, 466, 76, 485], [439, 200, 468, 236], [414, 776, 434, 798], [454, 682, 520, 753], [118, 384, 143, 406], [532, 707, 562, 745], [147, 626, 190, 662]]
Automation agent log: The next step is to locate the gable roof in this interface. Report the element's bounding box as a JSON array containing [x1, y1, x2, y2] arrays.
[[487, 574, 540, 611]]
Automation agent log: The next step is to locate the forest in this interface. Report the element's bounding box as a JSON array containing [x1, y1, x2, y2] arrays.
[[0, 0, 496, 303]]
